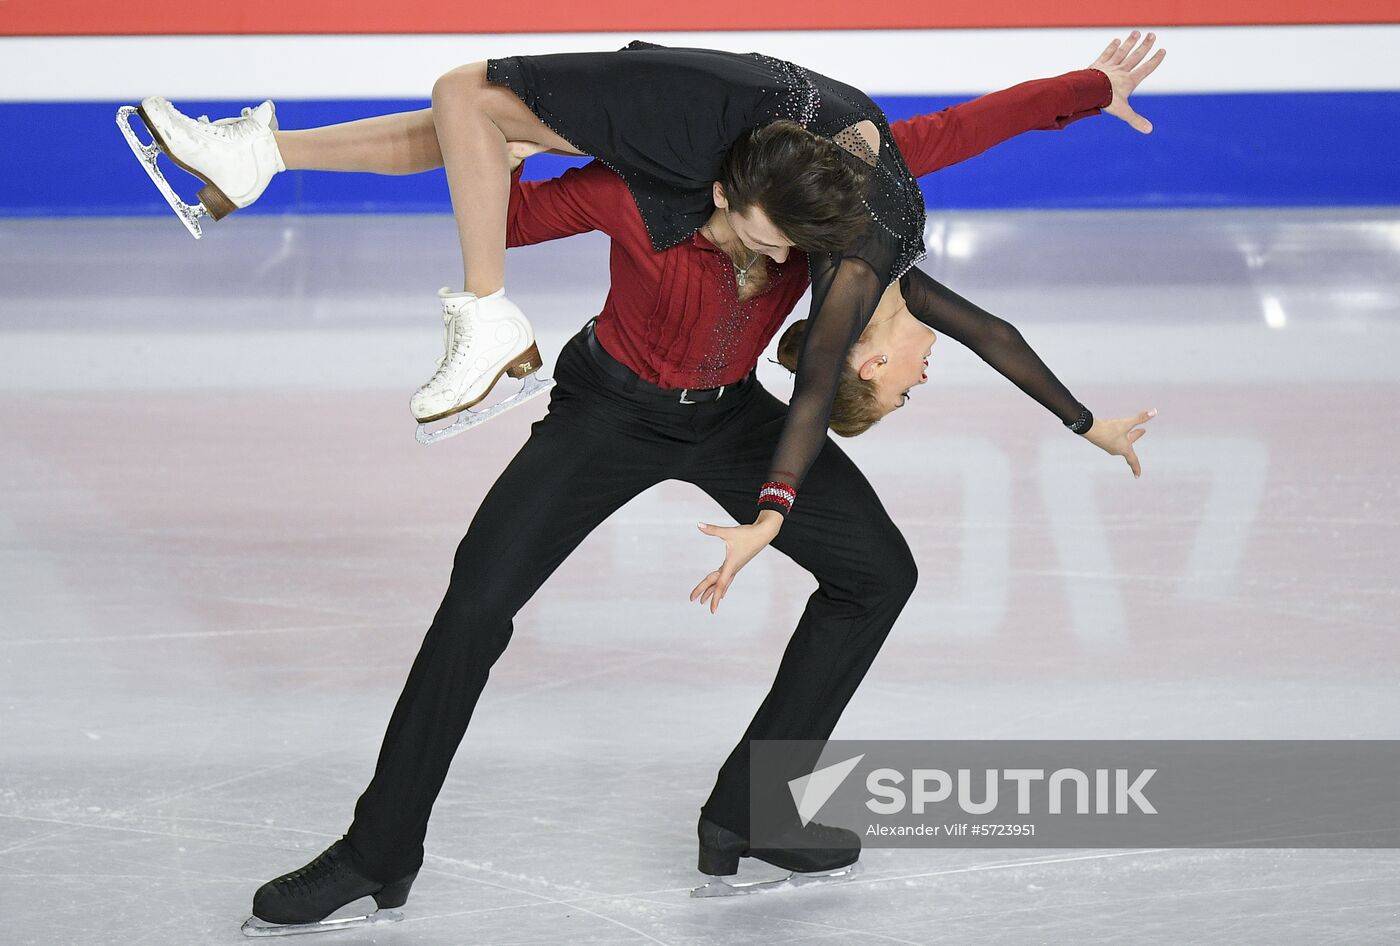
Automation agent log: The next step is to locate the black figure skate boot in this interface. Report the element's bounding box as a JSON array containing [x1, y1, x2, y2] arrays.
[[241, 839, 417, 937], [692, 815, 861, 897]]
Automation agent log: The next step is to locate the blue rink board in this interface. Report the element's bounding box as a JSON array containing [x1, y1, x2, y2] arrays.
[[3, 91, 1397, 216]]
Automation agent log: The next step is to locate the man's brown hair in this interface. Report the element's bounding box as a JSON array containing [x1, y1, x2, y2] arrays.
[[718, 120, 871, 253]]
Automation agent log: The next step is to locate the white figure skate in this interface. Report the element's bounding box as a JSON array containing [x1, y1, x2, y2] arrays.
[[116, 97, 285, 238], [412, 288, 554, 444]]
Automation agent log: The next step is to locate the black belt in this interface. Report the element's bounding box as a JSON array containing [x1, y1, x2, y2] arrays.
[[585, 321, 752, 404]]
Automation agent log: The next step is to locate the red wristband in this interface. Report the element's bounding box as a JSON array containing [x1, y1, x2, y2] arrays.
[[757, 481, 796, 514]]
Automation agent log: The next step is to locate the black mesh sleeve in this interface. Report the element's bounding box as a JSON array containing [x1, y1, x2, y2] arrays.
[[756, 250, 887, 516], [754, 94, 930, 518], [899, 265, 1091, 430]]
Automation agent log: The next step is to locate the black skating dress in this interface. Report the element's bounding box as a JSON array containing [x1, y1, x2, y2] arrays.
[[488, 41, 929, 505]]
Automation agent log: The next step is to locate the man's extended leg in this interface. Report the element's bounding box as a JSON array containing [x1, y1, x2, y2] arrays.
[[686, 386, 918, 837], [344, 386, 667, 881], [248, 332, 684, 929]]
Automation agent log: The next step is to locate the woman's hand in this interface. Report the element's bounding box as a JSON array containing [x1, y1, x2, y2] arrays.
[[1085, 409, 1157, 478], [691, 510, 785, 614], [1088, 31, 1167, 134]]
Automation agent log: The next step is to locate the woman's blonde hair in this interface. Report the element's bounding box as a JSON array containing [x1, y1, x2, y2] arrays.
[[776, 320, 884, 437]]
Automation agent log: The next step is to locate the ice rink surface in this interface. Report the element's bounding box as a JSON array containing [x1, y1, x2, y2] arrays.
[[2, 209, 1399, 944]]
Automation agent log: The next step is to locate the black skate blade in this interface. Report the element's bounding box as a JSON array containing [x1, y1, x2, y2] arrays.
[[240, 908, 403, 937], [690, 860, 862, 898]]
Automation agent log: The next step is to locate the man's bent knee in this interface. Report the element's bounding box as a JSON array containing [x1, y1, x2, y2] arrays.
[[863, 534, 919, 608]]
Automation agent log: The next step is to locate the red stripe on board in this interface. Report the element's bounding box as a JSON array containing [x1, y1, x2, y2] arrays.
[[2, 1, 1397, 36]]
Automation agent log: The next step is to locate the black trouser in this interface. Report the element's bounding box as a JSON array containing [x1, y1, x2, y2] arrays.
[[343, 324, 918, 882]]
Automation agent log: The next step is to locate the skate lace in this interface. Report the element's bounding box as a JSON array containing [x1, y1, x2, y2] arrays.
[[803, 822, 849, 844], [429, 311, 474, 382], [195, 107, 264, 140], [274, 846, 343, 897], [770, 820, 853, 848]]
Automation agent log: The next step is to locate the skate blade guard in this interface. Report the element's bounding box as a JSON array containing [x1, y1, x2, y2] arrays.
[[690, 860, 862, 898]]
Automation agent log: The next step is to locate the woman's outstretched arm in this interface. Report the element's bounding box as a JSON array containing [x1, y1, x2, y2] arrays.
[[899, 266, 1089, 428], [900, 265, 1154, 477], [691, 251, 885, 613]]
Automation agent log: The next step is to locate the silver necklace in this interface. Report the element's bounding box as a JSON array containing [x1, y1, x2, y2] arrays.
[[704, 221, 760, 288]]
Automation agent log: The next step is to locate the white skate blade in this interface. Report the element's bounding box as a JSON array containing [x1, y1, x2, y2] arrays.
[[240, 909, 403, 937], [690, 860, 862, 898], [415, 372, 555, 445], [116, 105, 208, 239]]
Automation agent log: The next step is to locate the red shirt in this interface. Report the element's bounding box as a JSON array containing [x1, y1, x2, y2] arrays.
[[506, 68, 1112, 390]]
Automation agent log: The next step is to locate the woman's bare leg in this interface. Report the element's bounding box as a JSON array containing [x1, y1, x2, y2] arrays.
[[261, 62, 579, 294], [273, 109, 443, 175], [430, 62, 582, 295]]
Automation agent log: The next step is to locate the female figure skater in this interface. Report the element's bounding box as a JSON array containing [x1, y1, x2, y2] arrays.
[[240, 37, 1163, 935], [136, 42, 908, 428]]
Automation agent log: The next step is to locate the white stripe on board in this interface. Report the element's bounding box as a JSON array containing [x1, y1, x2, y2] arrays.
[[3, 25, 1398, 101]]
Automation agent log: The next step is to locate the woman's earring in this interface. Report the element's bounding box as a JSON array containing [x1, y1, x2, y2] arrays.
[[879, 356, 889, 365]]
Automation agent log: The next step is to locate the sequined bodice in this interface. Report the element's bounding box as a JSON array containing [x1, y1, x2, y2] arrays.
[[612, 41, 927, 282]]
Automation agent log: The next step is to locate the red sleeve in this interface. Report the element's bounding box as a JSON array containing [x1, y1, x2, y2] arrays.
[[890, 69, 1115, 179], [506, 159, 634, 248]]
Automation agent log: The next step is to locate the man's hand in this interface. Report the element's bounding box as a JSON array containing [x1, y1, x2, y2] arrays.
[[1089, 31, 1167, 134], [506, 140, 550, 172], [1085, 409, 1157, 478]]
